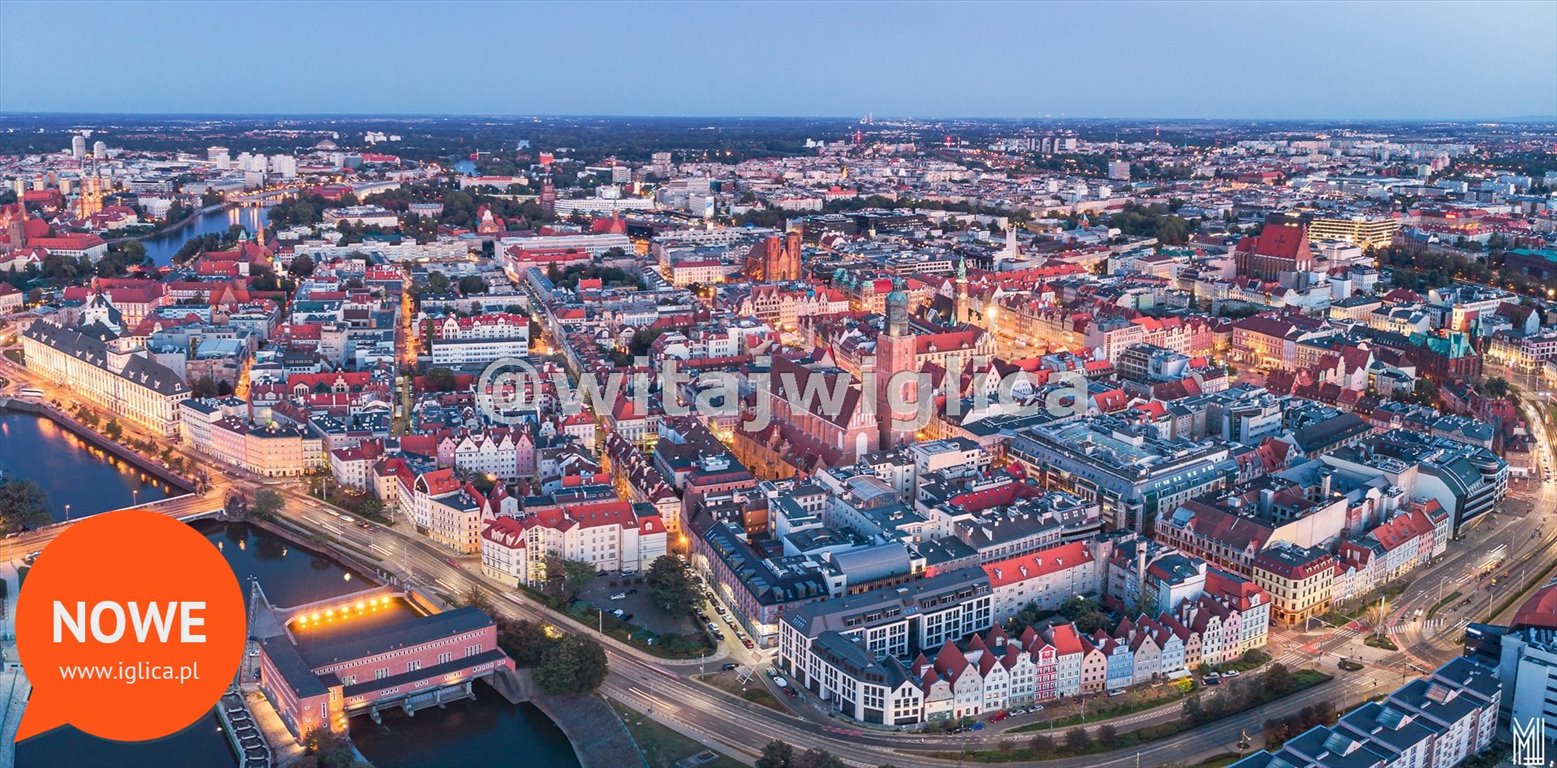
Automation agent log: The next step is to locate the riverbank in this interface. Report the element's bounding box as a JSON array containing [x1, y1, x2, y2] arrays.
[[104, 203, 231, 246], [0, 399, 195, 495]]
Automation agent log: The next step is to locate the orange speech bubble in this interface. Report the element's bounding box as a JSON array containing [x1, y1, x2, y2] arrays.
[[14, 510, 246, 742]]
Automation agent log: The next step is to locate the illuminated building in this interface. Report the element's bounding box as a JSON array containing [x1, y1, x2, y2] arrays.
[[1303, 214, 1400, 250]]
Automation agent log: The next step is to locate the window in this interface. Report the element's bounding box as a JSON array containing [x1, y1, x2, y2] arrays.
[[408, 660, 422, 672]]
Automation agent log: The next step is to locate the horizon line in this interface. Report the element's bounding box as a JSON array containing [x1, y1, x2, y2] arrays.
[[2, 110, 1555, 125]]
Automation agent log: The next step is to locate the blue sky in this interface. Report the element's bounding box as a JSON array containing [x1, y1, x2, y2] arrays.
[[2, 1, 1554, 120]]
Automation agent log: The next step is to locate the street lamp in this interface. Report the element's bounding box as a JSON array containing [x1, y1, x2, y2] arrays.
[[64, 503, 71, 521]]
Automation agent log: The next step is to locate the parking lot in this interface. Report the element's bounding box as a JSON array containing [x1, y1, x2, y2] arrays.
[[577, 571, 697, 638]]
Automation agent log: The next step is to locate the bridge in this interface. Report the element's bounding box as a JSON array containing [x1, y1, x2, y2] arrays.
[[229, 187, 304, 207]]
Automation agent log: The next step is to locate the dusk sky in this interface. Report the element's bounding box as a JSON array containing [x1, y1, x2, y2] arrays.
[[3, 1, 1554, 120]]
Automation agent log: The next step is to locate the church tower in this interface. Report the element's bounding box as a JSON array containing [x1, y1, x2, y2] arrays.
[[875, 278, 918, 449], [953, 258, 968, 324]]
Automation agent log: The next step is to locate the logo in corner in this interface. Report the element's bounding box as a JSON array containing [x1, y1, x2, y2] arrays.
[[1512, 717, 1546, 767]]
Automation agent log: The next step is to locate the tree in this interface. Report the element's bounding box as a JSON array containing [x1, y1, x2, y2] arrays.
[[1096, 724, 1119, 748], [251, 489, 285, 520], [646, 555, 697, 615], [499, 619, 555, 667], [427, 271, 451, 294], [534, 633, 608, 694], [298, 728, 359, 768], [359, 497, 384, 520], [1183, 692, 1208, 724], [1263, 662, 1292, 694], [563, 558, 597, 598], [1028, 734, 1055, 757], [1263, 718, 1288, 749], [423, 367, 458, 392], [458, 275, 489, 295], [756, 740, 794, 768], [1363, 599, 1390, 638], [794, 748, 845, 768], [102, 419, 123, 440], [1064, 726, 1091, 752], [288, 253, 316, 277], [0, 479, 51, 534]]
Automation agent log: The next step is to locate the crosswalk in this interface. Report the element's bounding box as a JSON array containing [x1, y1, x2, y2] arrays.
[[1385, 618, 1463, 637]]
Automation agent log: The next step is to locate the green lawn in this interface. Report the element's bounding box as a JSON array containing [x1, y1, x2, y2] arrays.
[[1364, 634, 1398, 651], [1010, 682, 1192, 733], [1426, 591, 1461, 620], [607, 698, 744, 768], [695, 672, 784, 712]]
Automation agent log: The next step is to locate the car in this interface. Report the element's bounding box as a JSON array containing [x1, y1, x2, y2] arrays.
[[610, 592, 627, 600], [696, 612, 709, 623], [611, 608, 627, 618], [707, 622, 720, 632], [741, 638, 754, 649], [721, 662, 740, 671], [1223, 670, 1240, 678], [1107, 689, 1126, 697], [1030, 704, 1044, 712], [627, 588, 638, 594], [340, 515, 356, 524], [712, 630, 725, 641], [248, 649, 260, 657], [1204, 676, 1220, 685], [714, 605, 727, 614], [766, 667, 779, 678], [783, 686, 799, 698], [986, 711, 1009, 723], [773, 676, 788, 688], [357, 521, 371, 530], [970, 721, 985, 731]]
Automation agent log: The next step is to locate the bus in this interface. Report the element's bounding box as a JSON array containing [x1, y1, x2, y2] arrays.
[[18, 387, 44, 398]]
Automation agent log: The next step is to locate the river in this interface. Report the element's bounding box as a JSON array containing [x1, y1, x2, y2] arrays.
[[0, 409, 178, 521], [140, 205, 272, 266]]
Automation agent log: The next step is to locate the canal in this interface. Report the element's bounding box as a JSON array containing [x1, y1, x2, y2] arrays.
[[140, 205, 272, 266], [15, 521, 579, 767], [0, 409, 179, 521]]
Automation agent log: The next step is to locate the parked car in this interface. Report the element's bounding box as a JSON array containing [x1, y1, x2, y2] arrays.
[[783, 686, 798, 698], [741, 638, 754, 649], [970, 721, 985, 731], [626, 588, 638, 594], [986, 710, 1009, 723], [721, 662, 740, 671], [773, 676, 788, 688], [766, 667, 779, 678], [611, 608, 627, 619], [1223, 669, 1240, 678], [610, 592, 627, 600], [1107, 689, 1126, 697]]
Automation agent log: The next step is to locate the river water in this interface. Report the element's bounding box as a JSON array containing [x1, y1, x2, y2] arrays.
[[140, 206, 272, 266], [0, 410, 177, 521]]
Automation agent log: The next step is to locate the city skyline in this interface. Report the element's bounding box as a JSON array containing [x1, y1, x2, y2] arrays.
[[1, 1, 1555, 121]]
